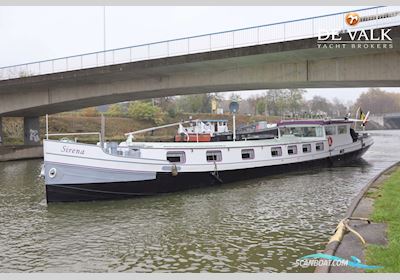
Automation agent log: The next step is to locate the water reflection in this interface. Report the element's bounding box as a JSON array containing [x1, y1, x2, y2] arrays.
[[0, 130, 399, 272]]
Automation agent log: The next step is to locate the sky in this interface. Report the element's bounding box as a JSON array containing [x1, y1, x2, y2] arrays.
[[1, 6, 399, 103]]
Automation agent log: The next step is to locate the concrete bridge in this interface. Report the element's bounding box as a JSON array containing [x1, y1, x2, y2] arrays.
[[0, 6, 400, 145], [369, 113, 400, 129]]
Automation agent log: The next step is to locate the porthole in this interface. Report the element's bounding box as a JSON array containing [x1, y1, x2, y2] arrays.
[[49, 168, 57, 178]]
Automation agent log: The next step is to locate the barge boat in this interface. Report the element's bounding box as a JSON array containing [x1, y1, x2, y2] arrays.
[[42, 117, 373, 202]]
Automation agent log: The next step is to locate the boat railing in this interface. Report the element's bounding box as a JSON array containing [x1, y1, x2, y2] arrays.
[[124, 119, 201, 136], [45, 114, 103, 144], [45, 132, 101, 143]]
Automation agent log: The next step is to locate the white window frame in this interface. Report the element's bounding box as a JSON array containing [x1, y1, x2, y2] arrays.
[[287, 145, 298, 155], [316, 142, 324, 151], [271, 147, 283, 157], [206, 150, 222, 162], [302, 144, 312, 153], [338, 125, 347, 134], [166, 151, 186, 163], [241, 149, 255, 160]]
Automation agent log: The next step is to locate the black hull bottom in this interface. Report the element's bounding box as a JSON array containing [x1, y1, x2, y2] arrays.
[[46, 146, 370, 203]]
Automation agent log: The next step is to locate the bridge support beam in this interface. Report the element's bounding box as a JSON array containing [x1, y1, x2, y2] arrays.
[[0, 117, 3, 145], [24, 117, 40, 145]]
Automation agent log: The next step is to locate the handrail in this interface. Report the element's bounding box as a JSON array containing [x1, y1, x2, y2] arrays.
[[1, 6, 399, 81], [46, 132, 101, 143], [46, 132, 101, 136], [0, 6, 383, 70], [124, 119, 200, 136]]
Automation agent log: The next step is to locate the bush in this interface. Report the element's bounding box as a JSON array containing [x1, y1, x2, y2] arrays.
[[167, 107, 177, 118], [127, 101, 165, 125], [79, 107, 99, 117], [2, 117, 24, 144], [105, 104, 124, 117]]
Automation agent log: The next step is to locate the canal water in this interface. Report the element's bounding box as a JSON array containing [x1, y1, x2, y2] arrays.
[[1, 130, 399, 272]]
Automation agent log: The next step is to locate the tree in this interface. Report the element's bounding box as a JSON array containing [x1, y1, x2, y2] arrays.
[[265, 89, 285, 116], [310, 96, 331, 116], [127, 101, 165, 125], [80, 107, 99, 117], [287, 89, 306, 115], [263, 89, 306, 116], [256, 98, 267, 115], [354, 88, 400, 114], [229, 92, 242, 102], [177, 93, 213, 113], [331, 97, 348, 117], [153, 97, 175, 110], [105, 104, 124, 117], [247, 95, 260, 115]]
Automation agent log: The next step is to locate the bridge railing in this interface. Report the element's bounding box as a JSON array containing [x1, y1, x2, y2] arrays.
[[0, 6, 399, 81]]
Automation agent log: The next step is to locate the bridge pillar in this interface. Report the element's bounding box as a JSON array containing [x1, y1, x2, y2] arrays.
[[0, 117, 3, 145], [24, 117, 40, 145]]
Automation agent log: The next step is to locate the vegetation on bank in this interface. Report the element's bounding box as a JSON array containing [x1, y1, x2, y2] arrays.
[[2, 87, 399, 144], [365, 167, 400, 272], [1, 113, 278, 145], [77, 88, 400, 121]]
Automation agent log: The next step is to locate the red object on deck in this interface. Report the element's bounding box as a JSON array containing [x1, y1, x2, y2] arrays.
[[175, 133, 211, 142]]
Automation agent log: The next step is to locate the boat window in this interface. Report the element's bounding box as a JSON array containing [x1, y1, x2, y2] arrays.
[[167, 151, 186, 163], [241, 149, 255, 160], [316, 142, 324, 151], [206, 150, 222, 162], [287, 145, 298, 155], [271, 147, 282, 157], [315, 127, 324, 137], [338, 125, 347, 134], [302, 144, 312, 153], [281, 126, 323, 137], [325, 126, 336, 136]]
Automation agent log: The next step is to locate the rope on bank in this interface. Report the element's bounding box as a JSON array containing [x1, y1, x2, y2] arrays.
[[328, 217, 370, 246], [315, 161, 400, 273]]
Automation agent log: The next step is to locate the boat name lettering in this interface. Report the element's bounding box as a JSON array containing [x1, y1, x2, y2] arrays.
[[61, 145, 85, 155]]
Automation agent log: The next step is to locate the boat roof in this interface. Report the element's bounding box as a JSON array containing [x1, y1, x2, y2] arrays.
[[277, 119, 352, 126]]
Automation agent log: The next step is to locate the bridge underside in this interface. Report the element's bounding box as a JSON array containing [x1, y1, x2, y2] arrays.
[[1, 26, 400, 117], [384, 116, 400, 129]]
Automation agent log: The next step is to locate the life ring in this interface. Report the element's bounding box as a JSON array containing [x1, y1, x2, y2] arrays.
[[328, 136, 333, 147]]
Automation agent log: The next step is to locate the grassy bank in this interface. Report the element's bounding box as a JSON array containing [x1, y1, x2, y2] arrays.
[[365, 166, 400, 272], [2, 114, 280, 145]]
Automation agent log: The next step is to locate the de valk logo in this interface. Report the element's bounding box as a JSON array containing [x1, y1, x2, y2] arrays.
[[317, 10, 395, 49], [345, 12, 360, 26]]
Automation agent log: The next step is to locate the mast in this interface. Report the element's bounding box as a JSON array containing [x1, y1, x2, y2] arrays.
[[229, 101, 239, 142]]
